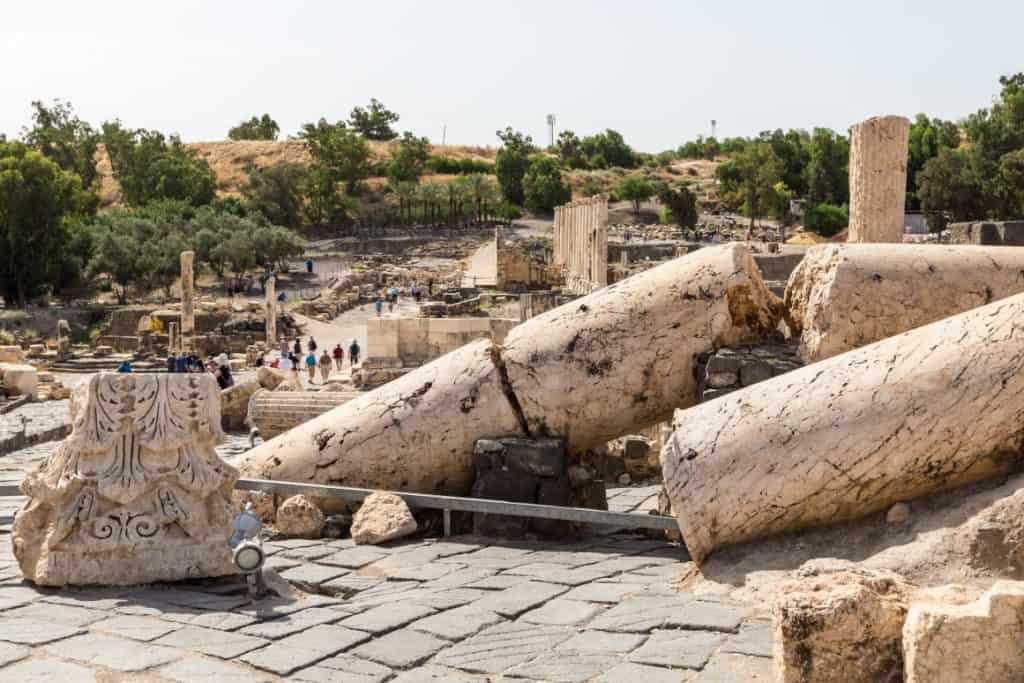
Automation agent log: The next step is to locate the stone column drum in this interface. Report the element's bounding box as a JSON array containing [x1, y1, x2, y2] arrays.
[[13, 373, 238, 586], [847, 115, 910, 244], [237, 245, 781, 497], [180, 250, 195, 346], [663, 291, 1024, 563], [785, 244, 1024, 362]]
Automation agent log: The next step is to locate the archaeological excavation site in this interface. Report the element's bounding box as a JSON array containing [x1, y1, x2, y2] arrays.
[[3, 10, 1024, 677]]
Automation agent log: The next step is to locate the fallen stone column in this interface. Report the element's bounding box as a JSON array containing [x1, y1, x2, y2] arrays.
[[501, 243, 780, 453], [664, 291, 1024, 563], [786, 244, 1024, 362], [14, 373, 237, 585], [238, 244, 781, 496], [247, 389, 363, 439]]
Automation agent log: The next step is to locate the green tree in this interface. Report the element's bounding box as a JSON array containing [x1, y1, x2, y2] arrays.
[[556, 130, 586, 168], [228, 114, 280, 141], [715, 143, 782, 229], [906, 114, 960, 210], [0, 143, 89, 306], [917, 148, 993, 231], [495, 127, 534, 205], [581, 129, 635, 168], [963, 73, 1024, 161], [655, 183, 699, 229], [299, 118, 371, 194], [523, 158, 570, 213], [348, 98, 400, 141], [616, 174, 655, 214], [252, 224, 305, 270], [758, 129, 809, 196], [678, 135, 721, 160], [804, 203, 849, 237], [101, 122, 217, 206], [804, 128, 849, 206], [241, 162, 308, 229], [87, 214, 154, 303], [22, 100, 101, 198], [387, 132, 431, 185]]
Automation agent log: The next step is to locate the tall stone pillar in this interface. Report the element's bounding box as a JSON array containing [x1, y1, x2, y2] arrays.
[[180, 250, 195, 348], [847, 115, 910, 243], [168, 322, 178, 354], [265, 275, 277, 345]]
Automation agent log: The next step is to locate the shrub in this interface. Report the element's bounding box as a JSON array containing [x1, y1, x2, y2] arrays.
[[804, 203, 848, 237], [427, 156, 495, 175]]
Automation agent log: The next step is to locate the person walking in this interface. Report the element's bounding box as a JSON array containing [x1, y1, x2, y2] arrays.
[[306, 258, 314, 274], [176, 352, 188, 374], [390, 286, 399, 305], [307, 336, 317, 353], [289, 353, 301, 381], [348, 339, 361, 367], [305, 350, 318, 383], [278, 352, 292, 372], [293, 338, 301, 356], [319, 349, 332, 382], [332, 343, 344, 371], [375, 297, 383, 316]]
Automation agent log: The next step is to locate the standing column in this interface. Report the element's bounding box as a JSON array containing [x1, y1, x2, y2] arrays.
[[847, 115, 910, 244], [596, 196, 608, 287], [168, 322, 179, 354], [265, 274, 277, 345], [180, 250, 195, 350]]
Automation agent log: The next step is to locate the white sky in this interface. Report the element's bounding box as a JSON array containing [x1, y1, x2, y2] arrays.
[[2, 0, 1020, 151]]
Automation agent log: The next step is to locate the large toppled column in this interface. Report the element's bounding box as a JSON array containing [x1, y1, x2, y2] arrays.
[[238, 244, 781, 495], [180, 250, 195, 347], [847, 115, 910, 243], [14, 373, 237, 585], [663, 292, 1024, 563], [786, 244, 1024, 362]]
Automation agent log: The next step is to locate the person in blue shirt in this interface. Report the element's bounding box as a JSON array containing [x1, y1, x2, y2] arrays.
[[167, 354, 176, 373], [305, 351, 317, 383], [117, 360, 132, 373], [375, 297, 383, 316], [306, 258, 314, 274], [176, 353, 187, 373]]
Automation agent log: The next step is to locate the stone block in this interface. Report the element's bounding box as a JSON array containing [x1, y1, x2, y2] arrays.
[[904, 580, 1024, 683], [503, 437, 566, 477], [0, 363, 38, 397], [773, 571, 915, 683], [706, 354, 743, 375], [705, 372, 738, 389], [739, 360, 774, 386], [0, 345, 24, 363], [275, 494, 325, 538], [13, 373, 237, 586]]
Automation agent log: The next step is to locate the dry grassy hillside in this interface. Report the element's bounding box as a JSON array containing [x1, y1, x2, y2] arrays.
[[94, 138, 719, 207], [95, 139, 499, 206]]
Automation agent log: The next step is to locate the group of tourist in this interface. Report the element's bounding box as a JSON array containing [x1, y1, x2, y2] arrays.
[[264, 336, 361, 384], [157, 351, 235, 389]]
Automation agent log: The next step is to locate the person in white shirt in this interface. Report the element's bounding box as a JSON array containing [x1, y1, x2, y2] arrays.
[[278, 353, 293, 371]]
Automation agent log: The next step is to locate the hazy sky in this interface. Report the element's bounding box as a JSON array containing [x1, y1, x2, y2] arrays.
[[3, 1, 1021, 151]]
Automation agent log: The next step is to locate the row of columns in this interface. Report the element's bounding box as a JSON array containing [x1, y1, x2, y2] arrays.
[[553, 195, 608, 294]]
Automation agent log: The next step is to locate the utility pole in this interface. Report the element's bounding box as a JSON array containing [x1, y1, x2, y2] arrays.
[[546, 114, 556, 148], [711, 119, 717, 139], [442, 124, 447, 146]]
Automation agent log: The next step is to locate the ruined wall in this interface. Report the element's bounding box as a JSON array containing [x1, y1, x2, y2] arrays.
[[366, 316, 517, 366], [496, 247, 560, 291], [847, 115, 910, 244], [553, 195, 608, 295], [947, 221, 1024, 246]]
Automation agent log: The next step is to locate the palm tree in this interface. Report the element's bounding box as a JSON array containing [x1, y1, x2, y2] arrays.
[[390, 181, 417, 225], [463, 173, 494, 223], [417, 183, 444, 226], [448, 177, 470, 227]]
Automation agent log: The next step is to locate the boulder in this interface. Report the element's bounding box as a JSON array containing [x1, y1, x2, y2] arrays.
[[275, 495, 325, 539], [351, 492, 417, 545], [220, 380, 261, 431], [0, 346, 24, 363], [256, 366, 287, 390], [0, 363, 38, 398], [904, 581, 1024, 683], [773, 570, 916, 683]]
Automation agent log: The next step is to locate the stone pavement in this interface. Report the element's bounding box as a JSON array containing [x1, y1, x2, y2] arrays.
[[0, 526, 773, 682]]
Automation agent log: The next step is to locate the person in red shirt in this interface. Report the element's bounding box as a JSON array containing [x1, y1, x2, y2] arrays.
[[332, 343, 344, 372]]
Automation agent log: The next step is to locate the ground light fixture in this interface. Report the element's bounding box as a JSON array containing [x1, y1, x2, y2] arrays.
[[230, 503, 266, 595]]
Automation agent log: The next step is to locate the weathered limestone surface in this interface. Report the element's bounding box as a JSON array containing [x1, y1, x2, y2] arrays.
[[265, 274, 276, 344], [351, 492, 417, 545], [275, 494, 325, 538], [774, 571, 915, 683], [238, 339, 523, 494], [238, 245, 779, 497], [180, 250, 195, 341], [847, 115, 910, 243], [665, 292, 1024, 563], [786, 244, 1024, 362], [502, 243, 781, 453], [13, 373, 237, 586], [904, 581, 1024, 683], [0, 346, 24, 363], [0, 364, 38, 398], [247, 390, 362, 440]]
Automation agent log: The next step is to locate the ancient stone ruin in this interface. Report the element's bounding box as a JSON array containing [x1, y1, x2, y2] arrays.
[[13, 373, 238, 586], [553, 195, 609, 294], [847, 114, 910, 243]]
